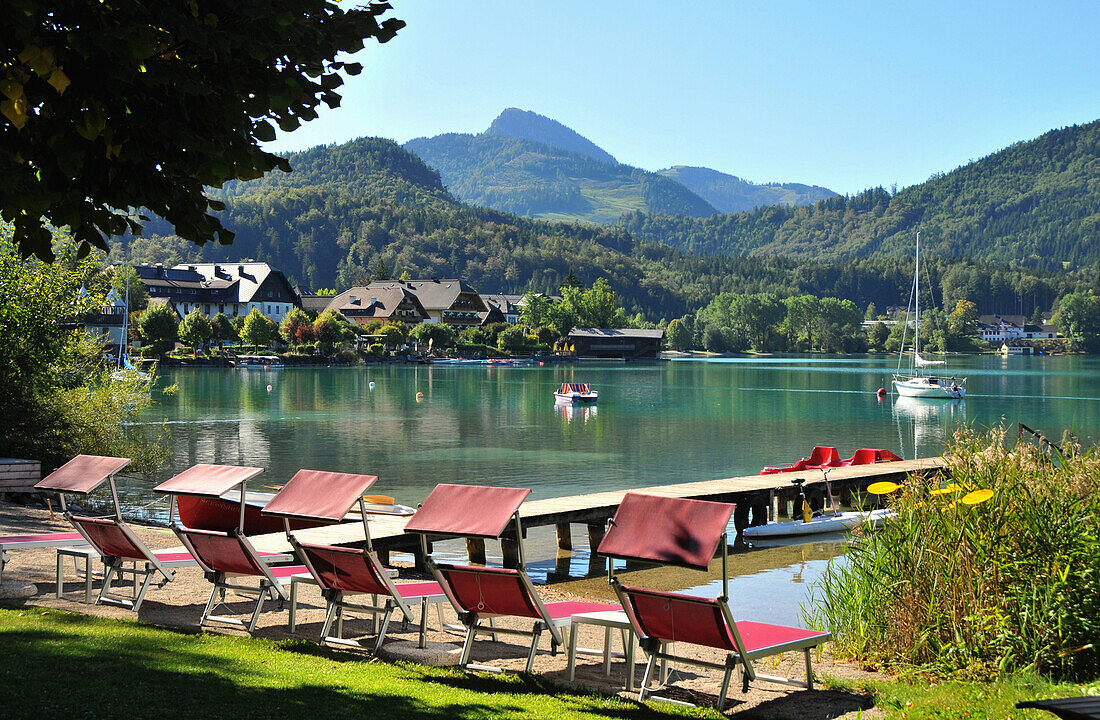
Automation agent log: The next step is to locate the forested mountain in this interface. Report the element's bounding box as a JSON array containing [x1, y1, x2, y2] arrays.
[[485, 108, 617, 165], [624, 121, 1100, 270], [404, 132, 716, 223], [659, 165, 837, 213], [120, 136, 1093, 321]]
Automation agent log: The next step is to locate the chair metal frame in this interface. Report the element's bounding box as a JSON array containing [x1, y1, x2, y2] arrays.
[[600, 492, 830, 709], [173, 525, 294, 632], [34, 455, 179, 613], [0, 531, 88, 585], [262, 469, 450, 652], [406, 485, 586, 673]]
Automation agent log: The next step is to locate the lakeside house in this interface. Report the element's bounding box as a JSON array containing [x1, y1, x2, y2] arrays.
[[322, 286, 430, 326], [81, 288, 127, 353], [365, 279, 488, 329], [977, 314, 1058, 343], [567, 328, 666, 360], [134, 262, 299, 322]]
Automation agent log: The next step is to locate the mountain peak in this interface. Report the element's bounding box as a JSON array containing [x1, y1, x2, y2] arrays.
[[485, 108, 617, 165]]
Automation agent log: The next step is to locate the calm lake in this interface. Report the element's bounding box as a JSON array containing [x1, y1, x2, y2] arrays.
[[114, 353, 1099, 624]]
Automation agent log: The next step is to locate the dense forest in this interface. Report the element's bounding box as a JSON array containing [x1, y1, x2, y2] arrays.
[[658, 165, 836, 213], [117, 136, 1094, 322], [623, 120, 1100, 270]]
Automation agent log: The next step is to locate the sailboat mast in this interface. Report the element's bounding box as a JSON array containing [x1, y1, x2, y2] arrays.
[[118, 271, 129, 370], [914, 231, 920, 375]]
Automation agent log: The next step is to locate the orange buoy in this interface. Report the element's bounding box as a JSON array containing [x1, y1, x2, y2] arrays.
[[876, 387, 886, 397]]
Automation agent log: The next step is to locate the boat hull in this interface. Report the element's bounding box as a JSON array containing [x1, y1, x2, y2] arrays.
[[176, 494, 323, 535], [894, 376, 965, 399], [742, 508, 896, 539]]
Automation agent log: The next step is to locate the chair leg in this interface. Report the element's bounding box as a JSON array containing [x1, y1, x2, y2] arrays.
[[245, 585, 268, 632], [131, 566, 156, 612], [199, 583, 221, 628], [459, 624, 477, 667], [373, 602, 396, 654], [567, 623, 579, 682], [84, 556, 95, 604], [638, 653, 658, 702], [97, 563, 118, 606], [318, 600, 340, 646], [804, 648, 814, 690], [526, 623, 543, 673], [718, 661, 734, 709], [418, 597, 429, 649]]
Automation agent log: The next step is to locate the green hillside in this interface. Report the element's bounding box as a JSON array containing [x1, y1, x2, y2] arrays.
[[403, 132, 716, 223], [660, 165, 837, 213], [624, 121, 1100, 270], [122, 136, 1092, 320]]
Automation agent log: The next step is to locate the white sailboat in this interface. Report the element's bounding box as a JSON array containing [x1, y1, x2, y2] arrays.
[[892, 232, 966, 399], [111, 273, 150, 382]]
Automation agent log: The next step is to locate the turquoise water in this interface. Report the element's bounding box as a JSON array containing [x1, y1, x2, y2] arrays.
[[109, 354, 1097, 619], [131, 353, 1100, 507]]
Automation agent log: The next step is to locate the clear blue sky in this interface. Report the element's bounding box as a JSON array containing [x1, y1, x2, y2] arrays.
[[266, 1, 1100, 196]]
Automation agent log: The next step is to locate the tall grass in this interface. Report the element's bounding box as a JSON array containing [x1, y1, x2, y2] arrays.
[[808, 425, 1100, 680]]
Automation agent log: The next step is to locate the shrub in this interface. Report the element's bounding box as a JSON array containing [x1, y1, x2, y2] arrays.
[[809, 425, 1100, 680], [368, 343, 386, 358]]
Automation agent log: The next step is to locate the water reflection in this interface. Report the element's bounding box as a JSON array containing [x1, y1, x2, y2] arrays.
[[556, 403, 598, 424], [891, 397, 966, 459]]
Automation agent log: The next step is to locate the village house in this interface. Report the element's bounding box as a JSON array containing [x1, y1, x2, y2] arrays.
[[977, 314, 1058, 343], [322, 286, 430, 326], [134, 262, 299, 322], [365, 279, 488, 329]]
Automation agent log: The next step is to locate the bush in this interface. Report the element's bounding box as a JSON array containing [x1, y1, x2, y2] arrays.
[[809, 425, 1100, 680], [368, 343, 386, 358]]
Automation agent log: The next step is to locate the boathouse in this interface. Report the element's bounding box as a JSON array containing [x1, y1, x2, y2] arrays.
[[567, 328, 665, 360]]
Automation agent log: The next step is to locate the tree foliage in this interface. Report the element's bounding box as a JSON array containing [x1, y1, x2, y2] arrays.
[[177, 308, 212, 351], [137, 302, 178, 353], [239, 307, 276, 348], [0, 231, 167, 471], [2, 1, 403, 261], [1054, 291, 1100, 352]]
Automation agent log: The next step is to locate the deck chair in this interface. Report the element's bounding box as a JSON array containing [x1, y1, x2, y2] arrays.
[[261, 469, 449, 651], [404, 484, 616, 672], [597, 493, 831, 709], [156, 464, 302, 632], [34, 455, 185, 611]]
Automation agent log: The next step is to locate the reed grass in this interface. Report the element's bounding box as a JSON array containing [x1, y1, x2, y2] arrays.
[[808, 425, 1100, 680]]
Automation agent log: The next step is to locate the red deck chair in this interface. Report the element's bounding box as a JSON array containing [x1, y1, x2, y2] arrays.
[[156, 464, 302, 632], [404, 484, 616, 672], [597, 493, 831, 709], [261, 469, 449, 652], [34, 455, 192, 612]]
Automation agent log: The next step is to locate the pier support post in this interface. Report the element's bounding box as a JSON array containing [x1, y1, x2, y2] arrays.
[[586, 522, 606, 552], [733, 504, 751, 535], [501, 539, 520, 569], [376, 548, 390, 567], [769, 491, 779, 522], [556, 523, 572, 551], [750, 497, 769, 527], [413, 541, 432, 573], [466, 538, 486, 565]]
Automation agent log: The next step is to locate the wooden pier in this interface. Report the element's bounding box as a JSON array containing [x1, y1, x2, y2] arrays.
[[250, 457, 947, 566]]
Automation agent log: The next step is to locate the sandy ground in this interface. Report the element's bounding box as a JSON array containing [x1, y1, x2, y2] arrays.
[[0, 499, 884, 718]]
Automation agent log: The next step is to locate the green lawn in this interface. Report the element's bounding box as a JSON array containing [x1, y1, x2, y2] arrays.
[[0, 607, 705, 720], [825, 672, 1100, 720]]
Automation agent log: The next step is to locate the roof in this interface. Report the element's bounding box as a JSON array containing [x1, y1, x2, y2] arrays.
[[325, 286, 428, 320], [568, 328, 666, 339], [480, 293, 517, 314], [174, 262, 284, 304], [366, 279, 486, 313], [299, 295, 332, 314]]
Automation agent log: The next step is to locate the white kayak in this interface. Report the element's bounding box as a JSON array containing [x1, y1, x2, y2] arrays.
[[742, 508, 896, 539]]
